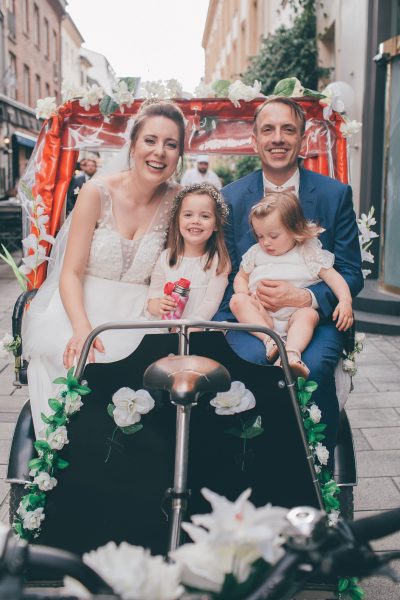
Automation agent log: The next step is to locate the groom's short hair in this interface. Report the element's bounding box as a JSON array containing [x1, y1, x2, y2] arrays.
[[253, 97, 306, 135]]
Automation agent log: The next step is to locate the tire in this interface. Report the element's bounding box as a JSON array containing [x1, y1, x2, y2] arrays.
[[9, 483, 26, 526], [339, 485, 354, 521]]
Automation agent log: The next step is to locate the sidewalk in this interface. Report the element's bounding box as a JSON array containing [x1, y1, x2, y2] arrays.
[[0, 259, 399, 597]]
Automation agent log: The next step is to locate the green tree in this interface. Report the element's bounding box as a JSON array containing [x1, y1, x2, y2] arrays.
[[234, 156, 262, 180], [243, 0, 330, 95]]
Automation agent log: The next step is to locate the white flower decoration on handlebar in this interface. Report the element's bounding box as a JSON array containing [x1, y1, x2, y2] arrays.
[[210, 381, 256, 415]]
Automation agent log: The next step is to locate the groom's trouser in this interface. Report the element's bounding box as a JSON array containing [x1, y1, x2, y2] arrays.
[[225, 321, 342, 470]]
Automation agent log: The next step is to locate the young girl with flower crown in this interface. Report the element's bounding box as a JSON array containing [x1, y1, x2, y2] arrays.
[[147, 183, 230, 321], [230, 191, 353, 378]]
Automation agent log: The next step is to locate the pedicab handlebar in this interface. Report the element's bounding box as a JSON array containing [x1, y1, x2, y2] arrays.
[[1, 508, 400, 599]]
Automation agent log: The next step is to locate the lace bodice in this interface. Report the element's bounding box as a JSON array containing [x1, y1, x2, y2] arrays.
[[85, 180, 176, 284]]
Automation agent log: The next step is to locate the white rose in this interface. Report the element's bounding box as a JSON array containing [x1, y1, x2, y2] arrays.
[[33, 471, 57, 491], [340, 119, 362, 138], [210, 381, 256, 415], [35, 96, 57, 119], [79, 84, 103, 110], [64, 394, 83, 415], [309, 404, 321, 424], [23, 507, 45, 530], [315, 442, 329, 466], [47, 426, 69, 450], [112, 387, 155, 428], [343, 358, 357, 376]]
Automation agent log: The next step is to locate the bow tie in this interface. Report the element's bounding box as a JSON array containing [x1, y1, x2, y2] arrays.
[[264, 185, 296, 193]]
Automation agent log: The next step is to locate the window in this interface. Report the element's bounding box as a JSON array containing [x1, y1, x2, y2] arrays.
[[34, 4, 40, 48], [7, 52, 17, 99], [35, 74, 41, 101], [44, 18, 49, 58], [45, 82, 51, 96], [23, 64, 30, 105], [7, 0, 16, 39], [22, 0, 29, 34], [53, 30, 58, 61]]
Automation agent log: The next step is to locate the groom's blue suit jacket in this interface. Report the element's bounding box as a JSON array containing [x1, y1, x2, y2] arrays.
[[217, 167, 364, 321]]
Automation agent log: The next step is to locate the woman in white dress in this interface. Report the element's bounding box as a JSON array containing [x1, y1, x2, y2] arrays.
[[23, 100, 186, 436]]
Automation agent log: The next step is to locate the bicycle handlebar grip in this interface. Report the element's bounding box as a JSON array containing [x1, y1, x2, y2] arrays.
[[27, 545, 114, 594], [349, 508, 400, 544]]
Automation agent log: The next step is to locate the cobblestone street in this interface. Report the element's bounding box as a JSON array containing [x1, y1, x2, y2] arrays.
[[1, 258, 400, 597]]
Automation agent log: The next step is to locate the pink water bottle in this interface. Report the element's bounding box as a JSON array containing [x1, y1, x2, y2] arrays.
[[162, 278, 191, 320]]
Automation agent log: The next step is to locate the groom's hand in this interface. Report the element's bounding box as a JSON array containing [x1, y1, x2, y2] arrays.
[[256, 280, 312, 312]]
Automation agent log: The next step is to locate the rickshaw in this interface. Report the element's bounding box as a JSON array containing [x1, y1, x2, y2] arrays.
[[5, 95, 357, 577]]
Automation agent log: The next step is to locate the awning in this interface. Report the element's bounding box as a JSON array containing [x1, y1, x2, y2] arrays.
[[12, 132, 37, 149]]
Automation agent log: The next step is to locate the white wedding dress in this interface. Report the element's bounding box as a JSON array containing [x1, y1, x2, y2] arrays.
[[23, 179, 177, 436]]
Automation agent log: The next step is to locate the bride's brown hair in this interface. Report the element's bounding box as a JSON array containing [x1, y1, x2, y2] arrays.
[[129, 100, 186, 160]]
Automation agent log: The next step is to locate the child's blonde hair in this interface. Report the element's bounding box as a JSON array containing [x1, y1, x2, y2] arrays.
[[249, 191, 324, 243], [167, 183, 231, 274]]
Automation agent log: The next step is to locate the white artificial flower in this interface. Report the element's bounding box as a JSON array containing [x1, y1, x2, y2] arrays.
[[22, 233, 38, 251], [315, 442, 329, 466], [112, 387, 155, 428], [182, 488, 288, 566], [83, 541, 183, 600], [194, 81, 215, 97], [36, 96, 57, 119], [64, 393, 83, 415], [228, 79, 263, 108], [210, 381, 256, 415], [33, 471, 57, 491], [19, 244, 48, 275], [314, 464, 322, 474], [171, 541, 230, 593], [1, 332, 14, 347], [340, 119, 362, 138], [139, 80, 167, 99], [17, 504, 27, 518], [113, 80, 135, 109], [319, 89, 345, 120], [309, 404, 322, 424], [79, 84, 104, 110], [291, 77, 304, 97], [47, 426, 69, 450], [362, 268, 372, 278], [328, 510, 340, 526], [361, 248, 374, 264], [22, 507, 45, 530], [343, 358, 357, 376]]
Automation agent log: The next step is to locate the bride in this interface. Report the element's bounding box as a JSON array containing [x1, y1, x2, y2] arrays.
[[23, 100, 186, 436]]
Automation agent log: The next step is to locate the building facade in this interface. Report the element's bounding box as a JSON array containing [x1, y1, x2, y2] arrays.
[[0, 0, 66, 198], [61, 12, 89, 94], [79, 47, 116, 95]]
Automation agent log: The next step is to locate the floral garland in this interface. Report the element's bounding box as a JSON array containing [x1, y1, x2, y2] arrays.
[[13, 368, 90, 541]]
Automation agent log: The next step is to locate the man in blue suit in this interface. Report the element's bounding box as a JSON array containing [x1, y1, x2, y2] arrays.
[[216, 97, 363, 461]]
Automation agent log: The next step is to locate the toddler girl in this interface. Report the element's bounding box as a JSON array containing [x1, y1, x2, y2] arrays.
[[230, 191, 353, 378], [148, 183, 230, 321]]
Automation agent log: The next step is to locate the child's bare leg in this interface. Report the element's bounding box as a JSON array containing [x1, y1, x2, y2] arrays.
[[230, 293, 274, 343], [286, 308, 319, 355]]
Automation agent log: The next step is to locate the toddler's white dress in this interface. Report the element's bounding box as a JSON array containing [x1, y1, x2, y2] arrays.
[[148, 250, 228, 321], [23, 179, 177, 436], [240, 238, 334, 335]]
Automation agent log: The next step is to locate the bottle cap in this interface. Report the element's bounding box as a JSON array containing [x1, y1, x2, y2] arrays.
[[164, 281, 175, 295], [176, 278, 190, 289]]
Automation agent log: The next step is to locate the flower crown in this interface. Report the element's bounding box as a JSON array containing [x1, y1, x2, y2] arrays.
[[171, 183, 229, 224]]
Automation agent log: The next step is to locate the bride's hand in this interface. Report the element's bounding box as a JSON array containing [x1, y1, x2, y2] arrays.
[[63, 328, 105, 369]]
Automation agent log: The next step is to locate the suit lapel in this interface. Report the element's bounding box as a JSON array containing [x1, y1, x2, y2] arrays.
[[299, 168, 318, 221], [245, 170, 264, 210]]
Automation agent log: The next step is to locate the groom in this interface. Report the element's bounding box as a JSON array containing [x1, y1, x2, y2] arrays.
[[216, 96, 363, 460]]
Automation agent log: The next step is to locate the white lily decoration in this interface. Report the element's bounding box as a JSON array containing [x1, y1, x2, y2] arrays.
[[340, 118, 362, 138], [113, 80, 135, 111], [228, 79, 263, 107], [319, 88, 345, 120]]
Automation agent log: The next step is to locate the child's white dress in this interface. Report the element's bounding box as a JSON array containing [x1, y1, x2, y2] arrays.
[[240, 238, 334, 335], [148, 250, 228, 321]]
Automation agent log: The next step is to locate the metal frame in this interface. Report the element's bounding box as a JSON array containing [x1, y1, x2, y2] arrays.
[[76, 319, 324, 551]]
